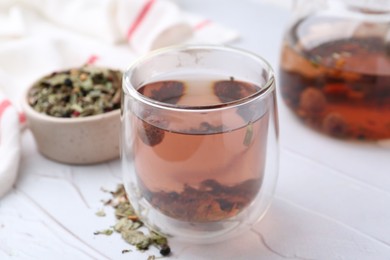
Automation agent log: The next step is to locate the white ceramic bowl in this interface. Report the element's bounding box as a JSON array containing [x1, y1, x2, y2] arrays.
[[22, 74, 121, 165]]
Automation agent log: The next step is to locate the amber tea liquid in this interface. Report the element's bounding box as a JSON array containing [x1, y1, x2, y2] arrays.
[[132, 76, 269, 222], [280, 37, 390, 140]]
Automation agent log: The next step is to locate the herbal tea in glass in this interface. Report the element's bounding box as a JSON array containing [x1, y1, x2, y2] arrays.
[[134, 77, 269, 222], [122, 46, 279, 243]]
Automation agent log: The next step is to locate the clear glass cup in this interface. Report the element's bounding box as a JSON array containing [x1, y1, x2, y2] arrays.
[[121, 45, 279, 243]]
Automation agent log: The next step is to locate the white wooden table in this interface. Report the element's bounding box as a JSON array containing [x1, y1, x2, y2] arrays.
[[1, 0, 390, 259]]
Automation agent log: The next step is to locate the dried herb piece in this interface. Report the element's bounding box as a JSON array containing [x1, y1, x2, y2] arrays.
[[115, 200, 136, 219], [159, 244, 171, 256], [94, 229, 114, 236], [28, 66, 122, 117], [144, 178, 261, 222], [98, 184, 171, 257], [121, 230, 151, 250], [95, 209, 106, 217], [114, 218, 142, 232]]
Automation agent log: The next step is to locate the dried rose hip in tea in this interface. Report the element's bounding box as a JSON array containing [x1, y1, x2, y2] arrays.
[[213, 78, 258, 103], [322, 112, 347, 137], [138, 81, 185, 105], [299, 88, 327, 116], [138, 115, 167, 147]]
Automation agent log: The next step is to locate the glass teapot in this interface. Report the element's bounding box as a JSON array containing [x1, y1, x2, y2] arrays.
[[279, 0, 390, 140]]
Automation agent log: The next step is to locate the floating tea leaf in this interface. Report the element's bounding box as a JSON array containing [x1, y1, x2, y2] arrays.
[[243, 123, 253, 146]]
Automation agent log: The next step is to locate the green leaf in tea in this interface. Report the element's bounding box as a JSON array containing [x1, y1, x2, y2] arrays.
[[243, 123, 253, 146]]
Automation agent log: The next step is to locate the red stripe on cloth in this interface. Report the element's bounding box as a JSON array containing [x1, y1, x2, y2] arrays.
[[0, 100, 11, 119], [86, 55, 99, 65], [194, 19, 212, 31], [19, 112, 26, 124], [127, 0, 156, 41]]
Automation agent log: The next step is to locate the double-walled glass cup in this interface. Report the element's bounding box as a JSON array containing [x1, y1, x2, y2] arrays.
[[121, 45, 279, 243]]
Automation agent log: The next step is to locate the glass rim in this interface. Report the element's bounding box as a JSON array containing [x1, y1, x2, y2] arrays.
[[123, 44, 275, 112]]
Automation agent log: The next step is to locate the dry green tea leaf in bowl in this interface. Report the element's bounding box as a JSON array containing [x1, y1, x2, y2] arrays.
[[28, 66, 122, 117]]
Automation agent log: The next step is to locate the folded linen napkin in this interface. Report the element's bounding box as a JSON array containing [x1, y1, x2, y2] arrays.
[[0, 0, 239, 198], [0, 92, 21, 198], [0, 0, 238, 54]]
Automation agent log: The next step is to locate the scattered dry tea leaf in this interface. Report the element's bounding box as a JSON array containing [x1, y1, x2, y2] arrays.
[[97, 184, 171, 257], [95, 209, 106, 217], [122, 230, 151, 250], [149, 232, 168, 246], [122, 249, 132, 254], [94, 229, 114, 236], [115, 201, 136, 219], [114, 218, 142, 232]]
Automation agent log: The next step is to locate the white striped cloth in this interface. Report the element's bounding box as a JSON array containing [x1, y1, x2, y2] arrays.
[[0, 93, 22, 198], [0, 0, 239, 54]]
